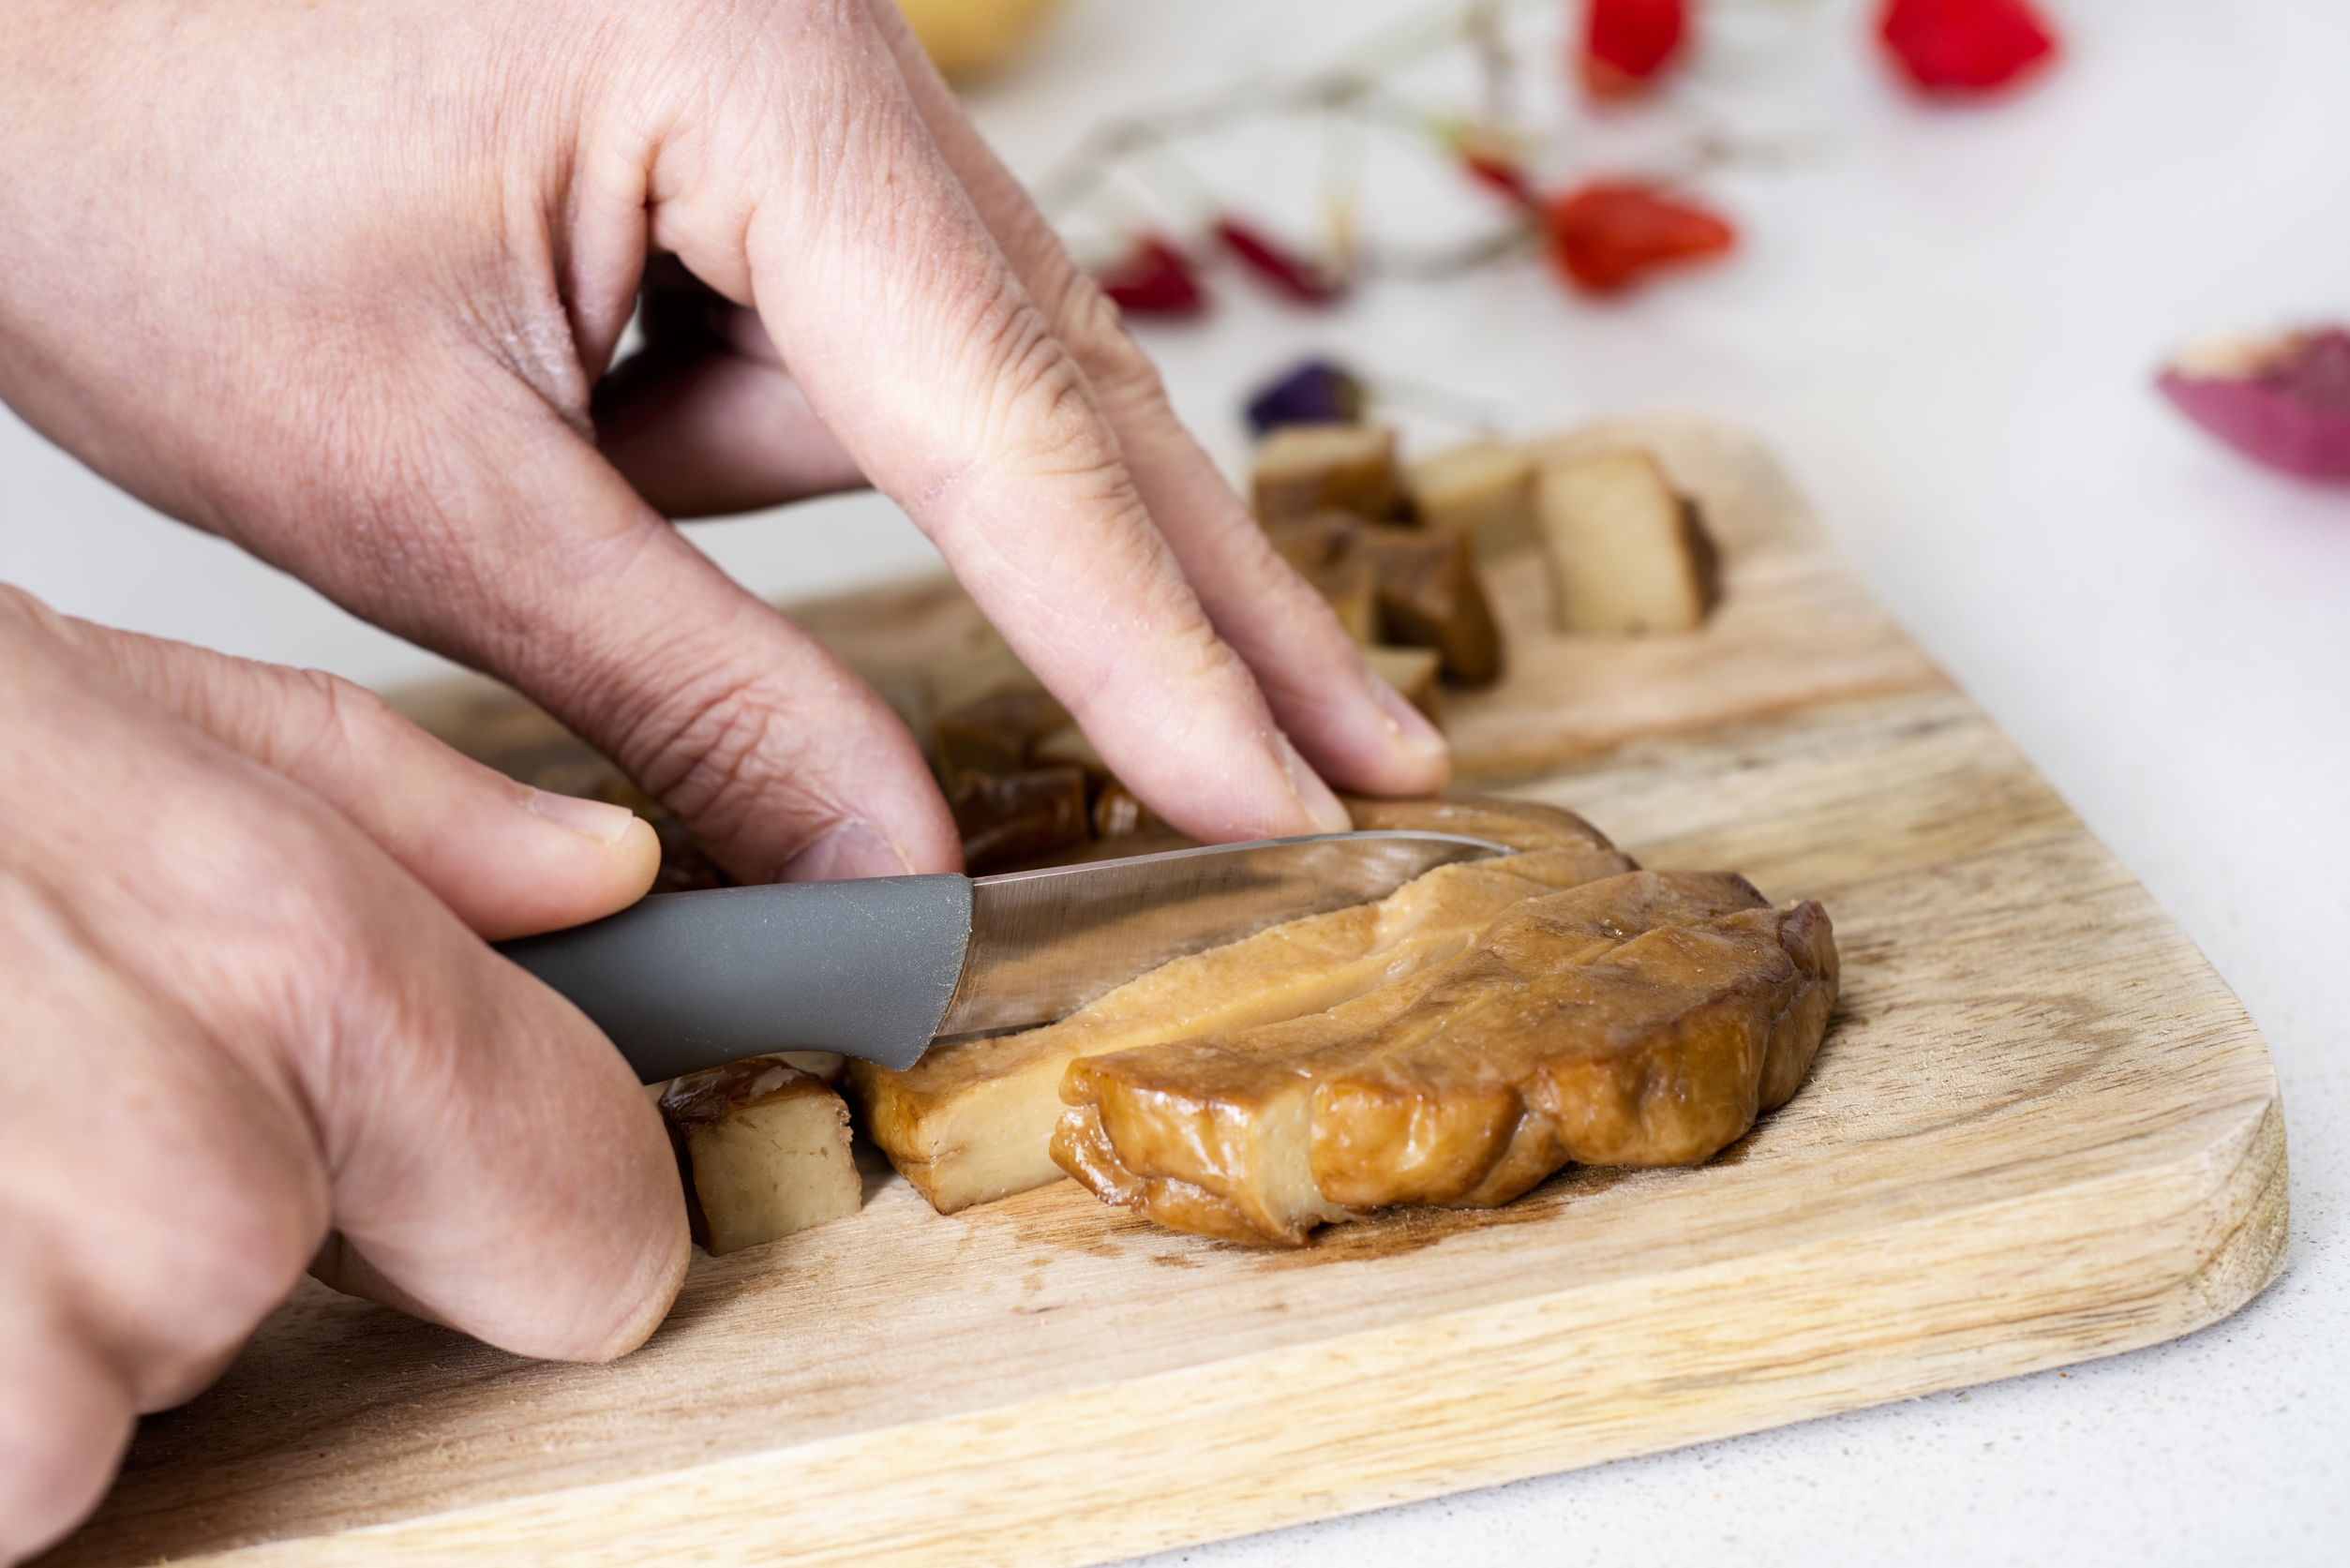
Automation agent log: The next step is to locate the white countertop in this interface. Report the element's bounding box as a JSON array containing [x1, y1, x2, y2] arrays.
[[3, 0, 2343, 1561]]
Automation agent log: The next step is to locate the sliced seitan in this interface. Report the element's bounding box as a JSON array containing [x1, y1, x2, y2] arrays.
[[848, 798, 1633, 1213], [1054, 870, 1837, 1246]]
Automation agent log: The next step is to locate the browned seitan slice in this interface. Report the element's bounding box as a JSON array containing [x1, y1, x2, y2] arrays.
[[1053, 871, 1837, 1247], [848, 799, 1634, 1214]]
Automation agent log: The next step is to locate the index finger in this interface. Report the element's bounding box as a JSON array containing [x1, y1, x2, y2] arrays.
[[643, 0, 1349, 844], [857, 0, 1452, 803]]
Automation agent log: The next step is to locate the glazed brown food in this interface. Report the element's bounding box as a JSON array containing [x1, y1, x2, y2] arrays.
[[1090, 778, 1155, 840], [1250, 423, 1400, 523], [659, 1059, 862, 1255], [1353, 521, 1504, 685], [1268, 514, 1504, 686], [1290, 546, 1379, 644], [847, 798, 1635, 1213], [529, 755, 731, 893], [951, 766, 1091, 874], [1054, 872, 1836, 1247], [931, 686, 1071, 788]]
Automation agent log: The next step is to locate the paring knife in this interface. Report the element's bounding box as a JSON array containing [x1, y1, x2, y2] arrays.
[[497, 829, 1504, 1080]]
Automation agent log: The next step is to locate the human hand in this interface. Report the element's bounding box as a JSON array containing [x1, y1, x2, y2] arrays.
[[0, 0, 1449, 888], [0, 587, 689, 1563]]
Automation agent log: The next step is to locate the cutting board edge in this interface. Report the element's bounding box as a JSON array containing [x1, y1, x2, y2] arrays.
[[147, 1084, 2286, 1568]]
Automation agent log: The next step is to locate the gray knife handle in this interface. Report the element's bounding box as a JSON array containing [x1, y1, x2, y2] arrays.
[[496, 875, 974, 1081]]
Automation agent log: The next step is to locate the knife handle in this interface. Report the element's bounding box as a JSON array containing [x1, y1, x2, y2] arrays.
[[495, 875, 974, 1081]]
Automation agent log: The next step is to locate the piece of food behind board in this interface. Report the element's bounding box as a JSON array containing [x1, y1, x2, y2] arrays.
[[660, 1059, 862, 1256], [1536, 448, 1722, 634], [895, 0, 1068, 83], [1055, 871, 1836, 1247], [2156, 325, 2350, 482], [1243, 357, 1368, 434], [847, 799, 1636, 1214]]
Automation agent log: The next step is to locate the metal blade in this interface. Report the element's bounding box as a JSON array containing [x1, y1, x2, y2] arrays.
[[931, 829, 1506, 1041]]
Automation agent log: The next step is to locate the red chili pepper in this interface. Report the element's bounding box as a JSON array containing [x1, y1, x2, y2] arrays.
[[1879, 0, 2059, 96], [1461, 149, 1541, 211], [1544, 182, 1736, 294], [1579, 0, 1690, 99], [1213, 217, 1346, 306], [1095, 236, 1206, 317]]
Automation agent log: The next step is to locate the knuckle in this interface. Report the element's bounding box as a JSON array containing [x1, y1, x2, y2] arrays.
[[1053, 271, 1166, 412], [965, 300, 1118, 483], [206, 825, 481, 1164], [138, 769, 429, 1082], [594, 640, 908, 881], [218, 662, 402, 785], [608, 663, 798, 856], [287, 665, 405, 772], [0, 582, 79, 650], [191, 821, 378, 1032]]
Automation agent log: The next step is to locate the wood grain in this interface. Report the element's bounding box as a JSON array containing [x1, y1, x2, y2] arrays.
[[42, 423, 2285, 1568]]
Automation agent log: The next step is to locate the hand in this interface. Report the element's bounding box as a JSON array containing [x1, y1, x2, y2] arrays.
[[0, 0, 1449, 889], [0, 587, 689, 1563]]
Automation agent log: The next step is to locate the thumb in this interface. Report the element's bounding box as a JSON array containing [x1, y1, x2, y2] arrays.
[[302, 930, 691, 1362], [38, 605, 662, 941]]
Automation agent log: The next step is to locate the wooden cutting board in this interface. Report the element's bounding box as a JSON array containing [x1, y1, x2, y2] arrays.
[[43, 420, 2285, 1568]]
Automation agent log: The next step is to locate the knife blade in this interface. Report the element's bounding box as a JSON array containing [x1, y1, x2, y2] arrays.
[[497, 829, 1504, 1081]]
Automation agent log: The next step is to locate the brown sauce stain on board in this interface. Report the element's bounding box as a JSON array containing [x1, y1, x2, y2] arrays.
[[1239, 1165, 1645, 1267]]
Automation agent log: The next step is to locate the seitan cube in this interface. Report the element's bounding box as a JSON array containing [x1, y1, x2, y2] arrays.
[[660, 1060, 861, 1256], [1535, 449, 1721, 635], [1407, 440, 1537, 558], [1251, 424, 1400, 523]]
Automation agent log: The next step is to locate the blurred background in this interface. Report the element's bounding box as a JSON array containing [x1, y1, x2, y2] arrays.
[[3, 1, 2344, 1561]]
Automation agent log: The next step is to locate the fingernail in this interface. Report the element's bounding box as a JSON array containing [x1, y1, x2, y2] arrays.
[[1366, 670, 1449, 761], [527, 788, 640, 847], [782, 821, 916, 882], [1275, 732, 1354, 835]]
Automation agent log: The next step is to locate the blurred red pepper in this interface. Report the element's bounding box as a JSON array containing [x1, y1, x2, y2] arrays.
[[1545, 181, 1735, 294], [1096, 236, 1207, 317], [1580, 0, 1690, 99], [1879, 0, 2059, 95], [1214, 217, 1346, 306], [1460, 148, 1541, 211]]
